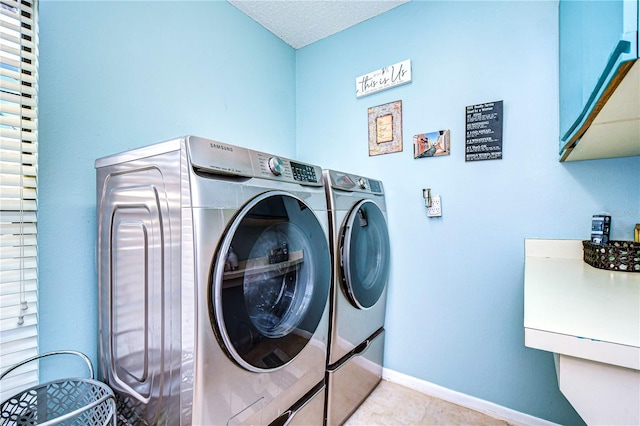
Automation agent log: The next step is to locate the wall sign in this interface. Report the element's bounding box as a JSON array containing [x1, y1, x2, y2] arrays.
[[356, 59, 412, 98], [368, 100, 402, 156], [465, 100, 503, 161]]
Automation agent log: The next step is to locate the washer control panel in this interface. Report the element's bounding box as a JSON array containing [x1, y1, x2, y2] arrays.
[[268, 156, 285, 176], [186, 137, 322, 185], [290, 161, 318, 183], [254, 153, 322, 185]]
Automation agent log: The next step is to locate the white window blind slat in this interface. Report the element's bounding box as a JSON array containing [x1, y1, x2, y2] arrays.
[[2, 0, 34, 17], [0, 222, 37, 236], [0, 40, 22, 59], [0, 24, 35, 44], [0, 78, 37, 98], [0, 174, 37, 188], [0, 302, 37, 322], [0, 369, 37, 402], [0, 150, 36, 164], [0, 245, 37, 259], [0, 129, 38, 144], [1, 220, 37, 231], [0, 268, 36, 285], [0, 256, 37, 271], [0, 234, 36, 248], [0, 211, 37, 222], [0, 56, 35, 74], [0, 335, 37, 357], [0, 200, 36, 211], [0, 91, 37, 107], [0, 295, 37, 313], [0, 320, 37, 343], [0, 117, 37, 131], [0, 66, 37, 86], [0, 138, 37, 153], [0, 163, 36, 177], [0, 186, 36, 200], [0, 0, 39, 402], [0, 103, 37, 120], [0, 279, 37, 299]]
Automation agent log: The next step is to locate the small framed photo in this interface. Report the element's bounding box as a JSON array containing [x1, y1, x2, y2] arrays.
[[368, 100, 402, 156], [413, 129, 450, 158]]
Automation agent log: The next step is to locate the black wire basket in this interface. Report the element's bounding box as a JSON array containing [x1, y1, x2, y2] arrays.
[[0, 351, 116, 426]]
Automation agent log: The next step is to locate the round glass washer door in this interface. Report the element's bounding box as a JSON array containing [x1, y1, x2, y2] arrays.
[[340, 199, 390, 309], [211, 191, 330, 372]]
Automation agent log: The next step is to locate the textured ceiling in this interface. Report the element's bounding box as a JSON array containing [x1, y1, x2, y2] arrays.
[[228, 0, 410, 49]]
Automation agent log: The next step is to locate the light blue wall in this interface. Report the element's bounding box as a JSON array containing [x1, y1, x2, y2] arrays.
[[295, 1, 639, 425], [36, 0, 640, 424], [38, 0, 296, 372]]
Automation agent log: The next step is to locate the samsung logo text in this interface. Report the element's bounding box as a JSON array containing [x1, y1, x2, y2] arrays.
[[210, 143, 233, 152]]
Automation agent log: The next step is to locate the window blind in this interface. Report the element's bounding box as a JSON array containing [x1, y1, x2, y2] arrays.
[[0, 0, 39, 402]]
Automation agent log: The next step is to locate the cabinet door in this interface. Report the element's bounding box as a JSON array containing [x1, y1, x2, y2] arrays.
[[559, 0, 638, 154]]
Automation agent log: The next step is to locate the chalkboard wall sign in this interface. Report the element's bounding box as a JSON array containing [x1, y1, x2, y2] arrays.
[[465, 100, 503, 161]]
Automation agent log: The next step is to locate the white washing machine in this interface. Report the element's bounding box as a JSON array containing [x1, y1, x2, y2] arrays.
[[322, 170, 391, 426], [95, 136, 331, 425]]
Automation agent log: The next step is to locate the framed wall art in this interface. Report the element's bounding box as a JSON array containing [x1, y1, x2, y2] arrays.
[[413, 129, 450, 158], [368, 100, 402, 156]]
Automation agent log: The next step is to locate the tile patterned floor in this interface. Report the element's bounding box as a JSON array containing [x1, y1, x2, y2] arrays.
[[344, 380, 512, 426]]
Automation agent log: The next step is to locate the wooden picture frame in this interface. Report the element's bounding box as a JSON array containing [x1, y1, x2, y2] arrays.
[[368, 100, 402, 156]]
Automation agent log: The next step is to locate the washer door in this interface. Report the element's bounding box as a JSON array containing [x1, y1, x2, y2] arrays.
[[340, 199, 390, 309], [211, 191, 330, 372]]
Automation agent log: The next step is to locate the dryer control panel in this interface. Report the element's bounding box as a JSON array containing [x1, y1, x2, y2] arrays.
[[327, 170, 384, 195]]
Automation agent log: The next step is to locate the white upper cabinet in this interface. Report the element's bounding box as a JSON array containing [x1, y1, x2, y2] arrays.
[[559, 0, 640, 161]]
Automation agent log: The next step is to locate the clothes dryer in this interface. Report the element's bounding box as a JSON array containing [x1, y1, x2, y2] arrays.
[[322, 170, 391, 425], [96, 136, 331, 425]]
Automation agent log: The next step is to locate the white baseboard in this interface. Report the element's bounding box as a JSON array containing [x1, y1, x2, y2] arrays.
[[382, 368, 559, 426]]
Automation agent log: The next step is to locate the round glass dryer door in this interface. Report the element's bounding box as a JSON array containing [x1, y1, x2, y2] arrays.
[[211, 192, 330, 372], [340, 199, 390, 309]]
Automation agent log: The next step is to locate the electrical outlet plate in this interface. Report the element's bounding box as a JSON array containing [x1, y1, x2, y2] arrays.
[[427, 195, 442, 217]]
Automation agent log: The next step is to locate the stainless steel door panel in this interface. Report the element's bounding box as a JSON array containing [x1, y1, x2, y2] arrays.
[[326, 329, 384, 426], [209, 192, 331, 371], [191, 200, 331, 425], [340, 200, 390, 309]]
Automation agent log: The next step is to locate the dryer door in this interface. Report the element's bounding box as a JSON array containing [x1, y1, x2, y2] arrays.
[[340, 199, 390, 309], [211, 191, 330, 372]]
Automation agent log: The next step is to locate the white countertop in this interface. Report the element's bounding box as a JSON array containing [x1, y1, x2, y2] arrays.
[[524, 239, 640, 370]]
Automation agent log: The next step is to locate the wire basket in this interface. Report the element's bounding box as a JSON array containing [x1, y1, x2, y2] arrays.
[[0, 351, 116, 426], [583, 240, 640, 272]]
